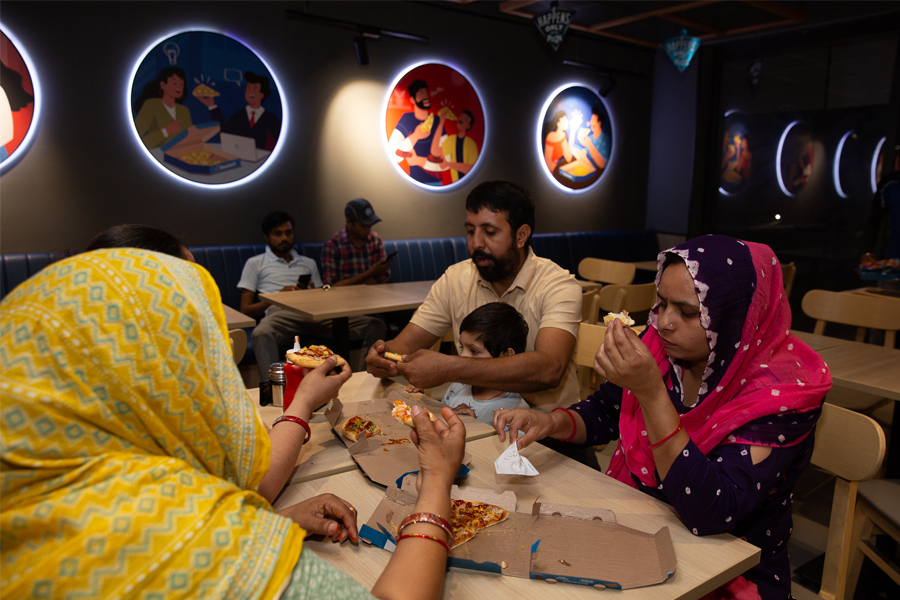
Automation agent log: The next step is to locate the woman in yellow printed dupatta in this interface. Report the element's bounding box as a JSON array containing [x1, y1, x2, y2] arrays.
[[1, 249, 467, 600]]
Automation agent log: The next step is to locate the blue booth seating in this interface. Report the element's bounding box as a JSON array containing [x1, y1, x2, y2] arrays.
[[1, 230, 659, 307]]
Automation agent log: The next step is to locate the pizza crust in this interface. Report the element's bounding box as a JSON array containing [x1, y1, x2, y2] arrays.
[[383, 351, 404, 362], [603, 311, 635, 327]]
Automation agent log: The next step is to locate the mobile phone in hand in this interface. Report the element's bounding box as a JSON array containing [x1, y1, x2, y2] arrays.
[[385, 251, 398, 262], [297, 274, 311, 288]]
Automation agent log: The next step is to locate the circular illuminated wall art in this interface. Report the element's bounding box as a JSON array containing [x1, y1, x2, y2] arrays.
[[872, 136, 887, 193], [1, 26, 39, 171], [129, 31, 286, 187], [719, 114, 752, 195], [537, 84, 612, 192], [384, 62, 485, 189], [777, 121, 813, 196]]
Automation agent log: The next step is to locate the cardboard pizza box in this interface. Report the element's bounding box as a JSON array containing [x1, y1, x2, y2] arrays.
[[360, 484, 677, 591], [325, 391, 470, 488], [161, 122, 241, 174]]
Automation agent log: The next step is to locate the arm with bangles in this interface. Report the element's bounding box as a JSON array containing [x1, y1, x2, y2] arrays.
[[371, 406, 466, 600], [257, 357, 351, 503]]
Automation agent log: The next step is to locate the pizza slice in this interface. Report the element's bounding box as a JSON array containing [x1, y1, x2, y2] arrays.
[[391, 399, 434, 427], [603, 310, 635, 327], [383, 351, 404, 362], [342, 416, 381, 442], [285, 338, 347, 368], [449, 499, 510, 548]]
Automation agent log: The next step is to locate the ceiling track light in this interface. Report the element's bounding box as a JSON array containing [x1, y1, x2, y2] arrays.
[[286, 10, 428, 66], [562, 59, 618, 97]]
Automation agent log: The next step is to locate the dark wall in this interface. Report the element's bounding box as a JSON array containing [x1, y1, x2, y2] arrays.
[[0, 1, 655, 254]]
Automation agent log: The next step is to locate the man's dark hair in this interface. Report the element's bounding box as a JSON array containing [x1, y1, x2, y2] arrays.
[[86, 224, 187, 259], [460, 109, 475, 128], [245, 71, 273, 102], [591, 106, 602, 121], [407, 79, 428, 99], [465, 181, 535, 249], [459, 303, 528, 357], [261, 211, 294, 236]]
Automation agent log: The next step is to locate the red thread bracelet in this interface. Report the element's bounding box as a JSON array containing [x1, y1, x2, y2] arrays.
[[397, 533, 451, 554], [272, 415, 311, 444], [551, 408, 577, 442], [649, 423, 684, 449]]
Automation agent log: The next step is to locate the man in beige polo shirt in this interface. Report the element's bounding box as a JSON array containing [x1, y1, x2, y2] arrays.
[[366, 180, 582, 411]]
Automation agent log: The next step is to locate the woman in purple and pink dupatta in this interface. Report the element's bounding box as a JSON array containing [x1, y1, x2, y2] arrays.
[[494, 235, 831, 600]]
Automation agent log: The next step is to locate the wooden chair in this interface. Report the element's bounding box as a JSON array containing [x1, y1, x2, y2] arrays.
[[596, 282, 657, 315], [577, 258, 636, 286], [780, 261, 796, 300], [843, 478, 900, 597], [812, 403, 886, 600], [575, 322, 607, 398], [581, 288, 600, 325], [228, 329, 247, 364], [801, 289, 900, 348]]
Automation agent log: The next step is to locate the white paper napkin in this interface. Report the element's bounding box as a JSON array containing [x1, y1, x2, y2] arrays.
[[495, 441, 539, 476]]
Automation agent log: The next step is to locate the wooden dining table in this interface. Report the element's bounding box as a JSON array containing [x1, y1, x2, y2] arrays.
[[273, 435, 760, 599], [261, 280, 434, 358], [222, 303, 255, 329], [253, 372, 496, 487]]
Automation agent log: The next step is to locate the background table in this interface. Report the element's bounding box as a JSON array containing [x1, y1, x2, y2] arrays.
[[261, 280, 434, 357], [253, 372, 496, 487], [222, 304, 255, 329], [790, 330, 855, 352], [274, 436, 760, 600]]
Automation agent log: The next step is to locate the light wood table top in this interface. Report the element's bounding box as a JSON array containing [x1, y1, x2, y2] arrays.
[[274, 436, 760, 599], [253, 372, 496, 487], [260, 280, 434, 321], [222, 304, 255, 329], [818, 342, 900, 401], [790, 330, 856, 352]]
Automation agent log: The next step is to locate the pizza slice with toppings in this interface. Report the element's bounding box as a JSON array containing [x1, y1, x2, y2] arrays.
[[285, 337, 347, 368], [342, 416, 381, 442], [391, 399, 434, 428], [449, 499, 510, 548]]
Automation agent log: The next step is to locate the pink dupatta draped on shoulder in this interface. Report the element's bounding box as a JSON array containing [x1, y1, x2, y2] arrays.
[[607, 236, 831, 488]]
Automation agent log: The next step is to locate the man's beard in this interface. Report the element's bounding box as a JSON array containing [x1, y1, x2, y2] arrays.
[[415, 97, 430, 110], [471, 246, 520, 282], [270, 241, 292, 254]]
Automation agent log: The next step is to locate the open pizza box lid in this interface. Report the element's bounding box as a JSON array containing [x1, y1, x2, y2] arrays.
[[324, 391, 470, 488], [359, 483, 676, 591]]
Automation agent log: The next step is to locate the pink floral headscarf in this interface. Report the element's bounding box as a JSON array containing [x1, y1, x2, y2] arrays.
[[608, 235, 831, 488]]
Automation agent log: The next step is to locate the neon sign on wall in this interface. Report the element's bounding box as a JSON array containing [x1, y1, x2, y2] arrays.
[[127, 30, 288, 188]]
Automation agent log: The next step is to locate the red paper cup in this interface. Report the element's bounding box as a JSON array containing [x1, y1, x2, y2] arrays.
[[283, 363, 308, 411]]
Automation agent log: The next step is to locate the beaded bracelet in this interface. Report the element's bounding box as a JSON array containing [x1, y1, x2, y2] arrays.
[[397, 533, 451, 554], [398, 512, 454, 544], [551, 407, 578, 442], [272, 415, 311, 444], [649, 423, 684, 449]]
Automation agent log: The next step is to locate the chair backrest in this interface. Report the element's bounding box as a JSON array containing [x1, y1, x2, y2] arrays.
[[780, 261, 796, 300], [581, 288, 600, 325], [577, 258, 636, 285], [801, 289, 900, 348], [228, 329, 247, 364], [811, 403, 885, 482], [596, 282, 657, 315], [574, 322, 607, 367]]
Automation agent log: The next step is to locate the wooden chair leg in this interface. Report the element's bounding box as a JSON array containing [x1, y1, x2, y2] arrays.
[[820, 478, 857, 600], [842, 497, 874, 600]]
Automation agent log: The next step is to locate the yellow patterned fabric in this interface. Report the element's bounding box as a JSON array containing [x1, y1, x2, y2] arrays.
[[1, 249, 302, 599]]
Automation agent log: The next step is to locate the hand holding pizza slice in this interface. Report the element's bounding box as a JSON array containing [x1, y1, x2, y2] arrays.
[[286, 337, 347, 369]]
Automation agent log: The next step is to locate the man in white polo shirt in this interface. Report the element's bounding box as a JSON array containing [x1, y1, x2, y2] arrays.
[[239, 211, 384, 379], [366, 181, 582, 411]]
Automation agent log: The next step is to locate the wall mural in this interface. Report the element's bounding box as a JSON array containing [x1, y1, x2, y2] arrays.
[[384, 62, 485, 189], [129, 31, 285, 186], [777, 121, 813, 197], [0, 26, 38, 171], [719, 114, 752, 196], [538, 84, 612, 192]]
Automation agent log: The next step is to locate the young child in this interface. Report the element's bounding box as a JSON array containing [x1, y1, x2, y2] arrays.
[[441, 303, 529, 424]]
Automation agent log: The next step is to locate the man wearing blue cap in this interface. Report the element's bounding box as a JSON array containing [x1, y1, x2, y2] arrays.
[[321, 199, 394, 287]]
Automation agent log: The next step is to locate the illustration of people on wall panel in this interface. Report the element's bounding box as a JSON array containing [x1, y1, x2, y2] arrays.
[[538, 85, 613, 191], [1, 28, 38, 168], [385, 63, 485, 189], [130, 31, 284, 185]]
